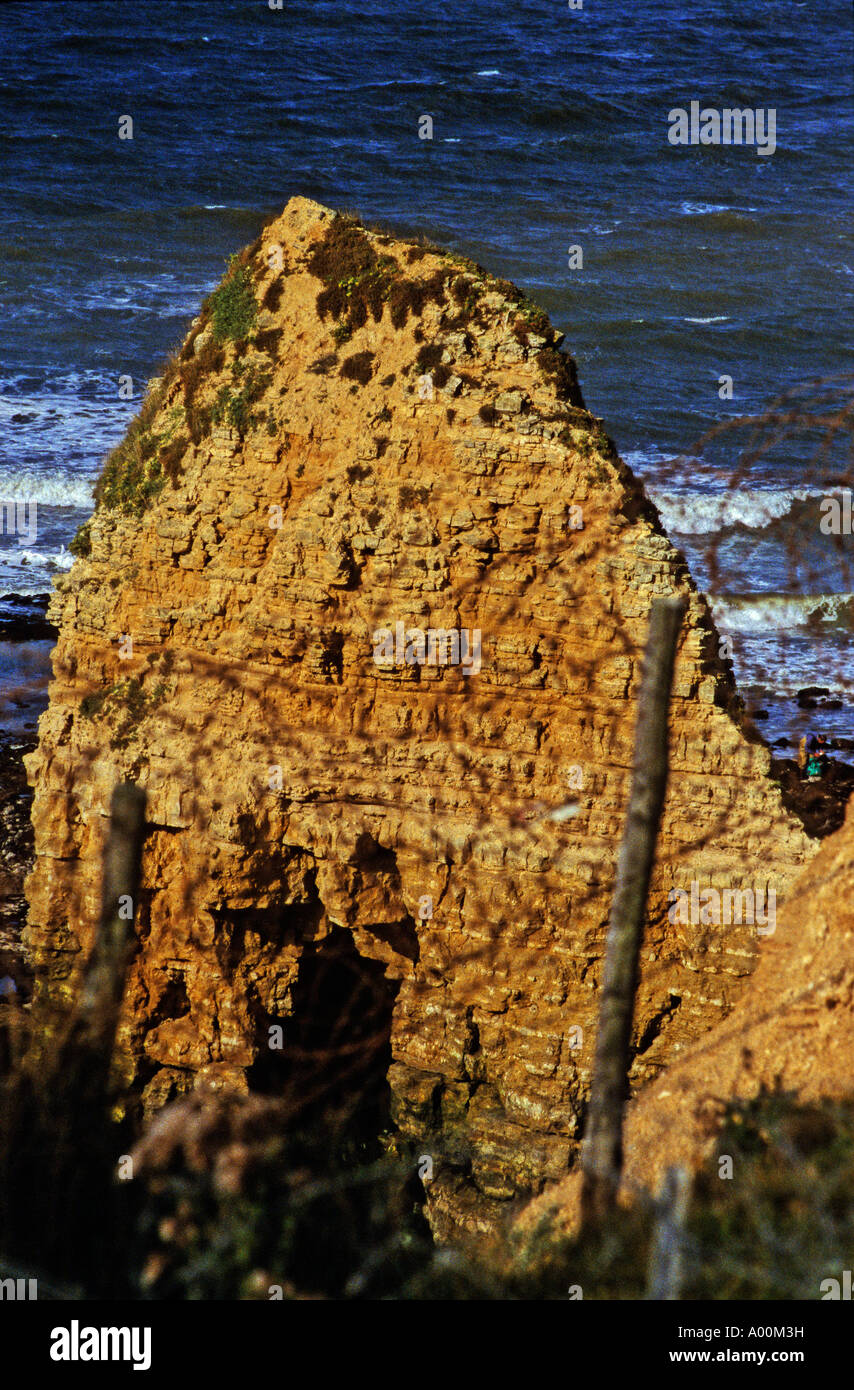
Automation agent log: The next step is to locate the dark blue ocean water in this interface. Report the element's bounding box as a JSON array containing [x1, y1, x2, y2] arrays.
[[0, 0, 852, 737]]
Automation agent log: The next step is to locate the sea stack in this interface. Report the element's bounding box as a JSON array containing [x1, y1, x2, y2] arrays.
[[23, 197, 815, 1237]]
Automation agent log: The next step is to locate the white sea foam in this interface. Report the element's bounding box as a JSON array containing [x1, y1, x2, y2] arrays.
[[709, 592, 854, 634], [683, 315, 730, 324], [679, 202, 756, 216], [0, 580, 52, 598], [475, 69, 502, 76], [0, 469, 95, 508], [647, 486, 830, 534], [1, 545, 75, 572]]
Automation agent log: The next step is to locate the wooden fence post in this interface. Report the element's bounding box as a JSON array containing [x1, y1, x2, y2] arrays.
[[581, 595, 687, 1224], [65, 781, 147, 1068]]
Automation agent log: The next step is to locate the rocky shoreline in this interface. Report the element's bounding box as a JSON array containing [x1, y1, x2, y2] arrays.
[[770, 746, 854, 840], [0, 730, 37, 997], [0, 592, 55, 996], [0, 591, 57, 642]]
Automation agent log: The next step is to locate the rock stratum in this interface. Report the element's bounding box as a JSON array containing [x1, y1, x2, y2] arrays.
[[24, 197, 815, 1238], [516, 790, 854, 1242]]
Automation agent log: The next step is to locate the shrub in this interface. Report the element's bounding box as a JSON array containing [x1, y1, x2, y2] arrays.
[[490, 277, 522, 304], [210, 364, 271, 437], [179, 340, 226, 445], [450, 276, 472, 306], [398, 484, 431, 507], [308, 214, 451, 342], [206, 259, 258, 343], [535, 347, 584, 405], [95, 429, 165, 516], [683, 1091, 854, 1299], [433, 364, 451, 389], [69, 519, 92, 559], [516, 298, 551, 337], [159, 433, 189, 486], [387, 270, 448, 329]]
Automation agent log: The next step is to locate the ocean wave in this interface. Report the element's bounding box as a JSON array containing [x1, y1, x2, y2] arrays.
[[0, 545, 75, 572], [0, 580, 54, 599], [0, 384, 132, 469], [679, 202, 757, 216], [0, 469, 95, 507], [709, 592, 854, 634], [683, 315, 730, 324], [647, 486, 830, 534]]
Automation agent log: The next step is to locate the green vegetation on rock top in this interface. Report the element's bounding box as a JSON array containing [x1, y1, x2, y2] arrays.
[[205, 255, 258, 343]]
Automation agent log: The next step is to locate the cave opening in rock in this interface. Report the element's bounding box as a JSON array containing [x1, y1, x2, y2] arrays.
[[250, 926, 399, 1157]]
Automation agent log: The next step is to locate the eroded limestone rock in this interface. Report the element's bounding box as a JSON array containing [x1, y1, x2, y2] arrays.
[[24, 197, 815, 1236]]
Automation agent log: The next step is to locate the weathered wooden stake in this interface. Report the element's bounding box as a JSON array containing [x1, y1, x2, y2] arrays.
[[581, 595, 686, 1224], [68, 781, 147, 1063], [1, 783, 148, 1287]]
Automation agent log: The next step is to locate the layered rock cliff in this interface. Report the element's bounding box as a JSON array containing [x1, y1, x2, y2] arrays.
[[24, 197, 815, 1237], [516, 787, 854, 1242]]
